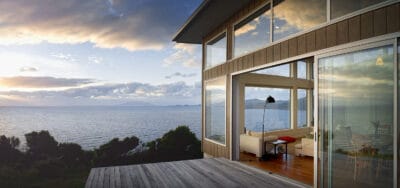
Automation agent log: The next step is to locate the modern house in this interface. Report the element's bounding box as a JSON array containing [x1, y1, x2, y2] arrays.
[[173, 0, 400, 187]]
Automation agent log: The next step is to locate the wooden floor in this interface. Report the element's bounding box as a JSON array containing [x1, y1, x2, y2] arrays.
[[240, 152, 314, 186], [85, 158, 308, 188]]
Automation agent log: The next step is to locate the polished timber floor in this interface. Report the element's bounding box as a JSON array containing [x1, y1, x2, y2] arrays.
[[240, 152, 314, 186], [85, 158, 308, 188]]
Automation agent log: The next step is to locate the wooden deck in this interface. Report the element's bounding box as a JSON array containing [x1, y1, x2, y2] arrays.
[[85, 158, 309, 188]]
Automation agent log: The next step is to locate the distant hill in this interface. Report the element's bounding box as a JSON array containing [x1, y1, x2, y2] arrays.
[[245, 97, 307, 110], [119, 101, 154, 106]]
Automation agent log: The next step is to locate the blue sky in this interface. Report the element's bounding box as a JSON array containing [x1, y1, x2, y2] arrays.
[[0, 0, 203, 106]]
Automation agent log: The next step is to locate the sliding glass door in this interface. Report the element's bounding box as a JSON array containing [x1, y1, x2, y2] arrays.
[[318, 43, 395, 187]]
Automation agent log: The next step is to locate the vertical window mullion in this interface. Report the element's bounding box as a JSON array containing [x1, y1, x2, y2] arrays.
[[270, 0, 274, 43]]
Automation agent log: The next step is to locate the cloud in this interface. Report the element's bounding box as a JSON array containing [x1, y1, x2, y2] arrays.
[[164, 43, 201, 67], [19, 66, 38, 72], [165, 72, 196, 79], [0, 0, 201, 51], [51, 53, 76, 62], [235, 16, 263, 36], [0, 76, 95, 89], [88, 56, 103, 64], [0, 81, 201, 106], [235, 1, 325, 37], [273, 1, 326, 31]]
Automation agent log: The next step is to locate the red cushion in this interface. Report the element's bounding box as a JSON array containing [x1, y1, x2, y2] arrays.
[[278, 136, 296, 143]]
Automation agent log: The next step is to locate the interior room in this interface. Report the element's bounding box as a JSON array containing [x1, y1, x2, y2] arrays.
[[234, 58, 314, 185]]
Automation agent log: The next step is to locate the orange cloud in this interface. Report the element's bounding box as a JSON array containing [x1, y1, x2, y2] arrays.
[[0, 76, 95, 89], [0, 0, 194, 51]]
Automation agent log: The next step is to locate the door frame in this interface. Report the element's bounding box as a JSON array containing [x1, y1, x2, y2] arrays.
[[229, 33, 400, 187]]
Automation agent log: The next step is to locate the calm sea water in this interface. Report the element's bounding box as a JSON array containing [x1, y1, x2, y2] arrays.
[[0, 105, 305, 150], [245, 109, 306, 132], [0, 106, 201, 150]]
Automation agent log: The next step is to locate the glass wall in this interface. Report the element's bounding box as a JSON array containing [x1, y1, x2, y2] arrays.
[[206, 33, 226, 69], [245, 87, 291, 131], [297, 61, 307, 79], [319, 45, 394, 187], [298, 89, 307, 128], [331, 0, 389, 19], [205, 77, 226, 144], [234, 4, 271, 57], [273, 0, 326, 41], [253, 63, 290, 77]]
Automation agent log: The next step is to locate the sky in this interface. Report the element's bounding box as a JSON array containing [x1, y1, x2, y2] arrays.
[[0, 0, 203, 106]]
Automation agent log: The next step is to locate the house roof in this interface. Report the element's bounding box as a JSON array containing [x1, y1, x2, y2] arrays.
[[173, 0, 251, 44]]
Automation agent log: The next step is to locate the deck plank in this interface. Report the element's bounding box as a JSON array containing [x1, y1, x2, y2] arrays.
[[114, 167, 121, 188], [103, 167, 111, 188], [119, 166, 133, 188], [85, 169, 95, 188], [109, 167, 115, 188], [127, 164, 147, 187], [86, 158, 308, 188], [93, 167, 104, 188]]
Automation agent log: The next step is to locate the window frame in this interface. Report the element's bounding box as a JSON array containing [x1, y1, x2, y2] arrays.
[[232, 2, 272, 58], [205, 30, 228, 70], [203, 76, 227, 146]]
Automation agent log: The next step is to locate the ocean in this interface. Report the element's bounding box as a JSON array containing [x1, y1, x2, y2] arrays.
[[0, 106, 201, 150], [0, 105, 301, 150]]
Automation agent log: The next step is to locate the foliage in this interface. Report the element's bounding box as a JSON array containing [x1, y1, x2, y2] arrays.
[[0, 125, 202, 188], [93, 136, 139, 166], [0, 135, 23, 164], [128, 126, 202, 164], [149, 126, 201, 159], [58, 143, 92, 167], [25, 131, 59, 160]]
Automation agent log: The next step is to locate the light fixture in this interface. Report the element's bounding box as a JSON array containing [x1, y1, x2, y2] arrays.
[[261, 95, 275, 161]]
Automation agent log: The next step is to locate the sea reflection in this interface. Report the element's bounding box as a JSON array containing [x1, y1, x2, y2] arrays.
[[319, 45, 394, 187]]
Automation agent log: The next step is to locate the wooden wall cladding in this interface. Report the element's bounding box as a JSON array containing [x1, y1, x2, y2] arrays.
[[348, 16, 361, 42], [203, 3, 400, 81], [203, 140, 230, 158], [337, 20, 349, 45], [315, 28, 327, 50]]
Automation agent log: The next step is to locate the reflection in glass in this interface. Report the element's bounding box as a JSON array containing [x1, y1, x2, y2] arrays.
[[273, 0, 326, 41], [331, 0, 388, 19], [297, 61, 307, 79], [205, 78, 226, 144], [245, 87, 290, 131], [319, 45, 394, 187], [298, 89, 307, 127], [206, 33, 226, 69], [234, 5, 271, 57], [253, 64, 290, 77]]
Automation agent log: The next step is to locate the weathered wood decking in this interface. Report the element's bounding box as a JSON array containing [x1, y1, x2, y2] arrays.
[[85, 158, 308, 188]]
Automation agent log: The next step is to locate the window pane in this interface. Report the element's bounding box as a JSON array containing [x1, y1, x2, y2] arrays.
[[273, 0, 326, 41], [253, 63, 290, 77], [297, 61, 307, 79], [331, 0, 388, 19], [245, 87, 290, 132], [205, 77, 226, 144], [206, 33, 226, 69], [298, 89, 307, 128], [319, 45, 394, 187], [234, 5, 271, 57]]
